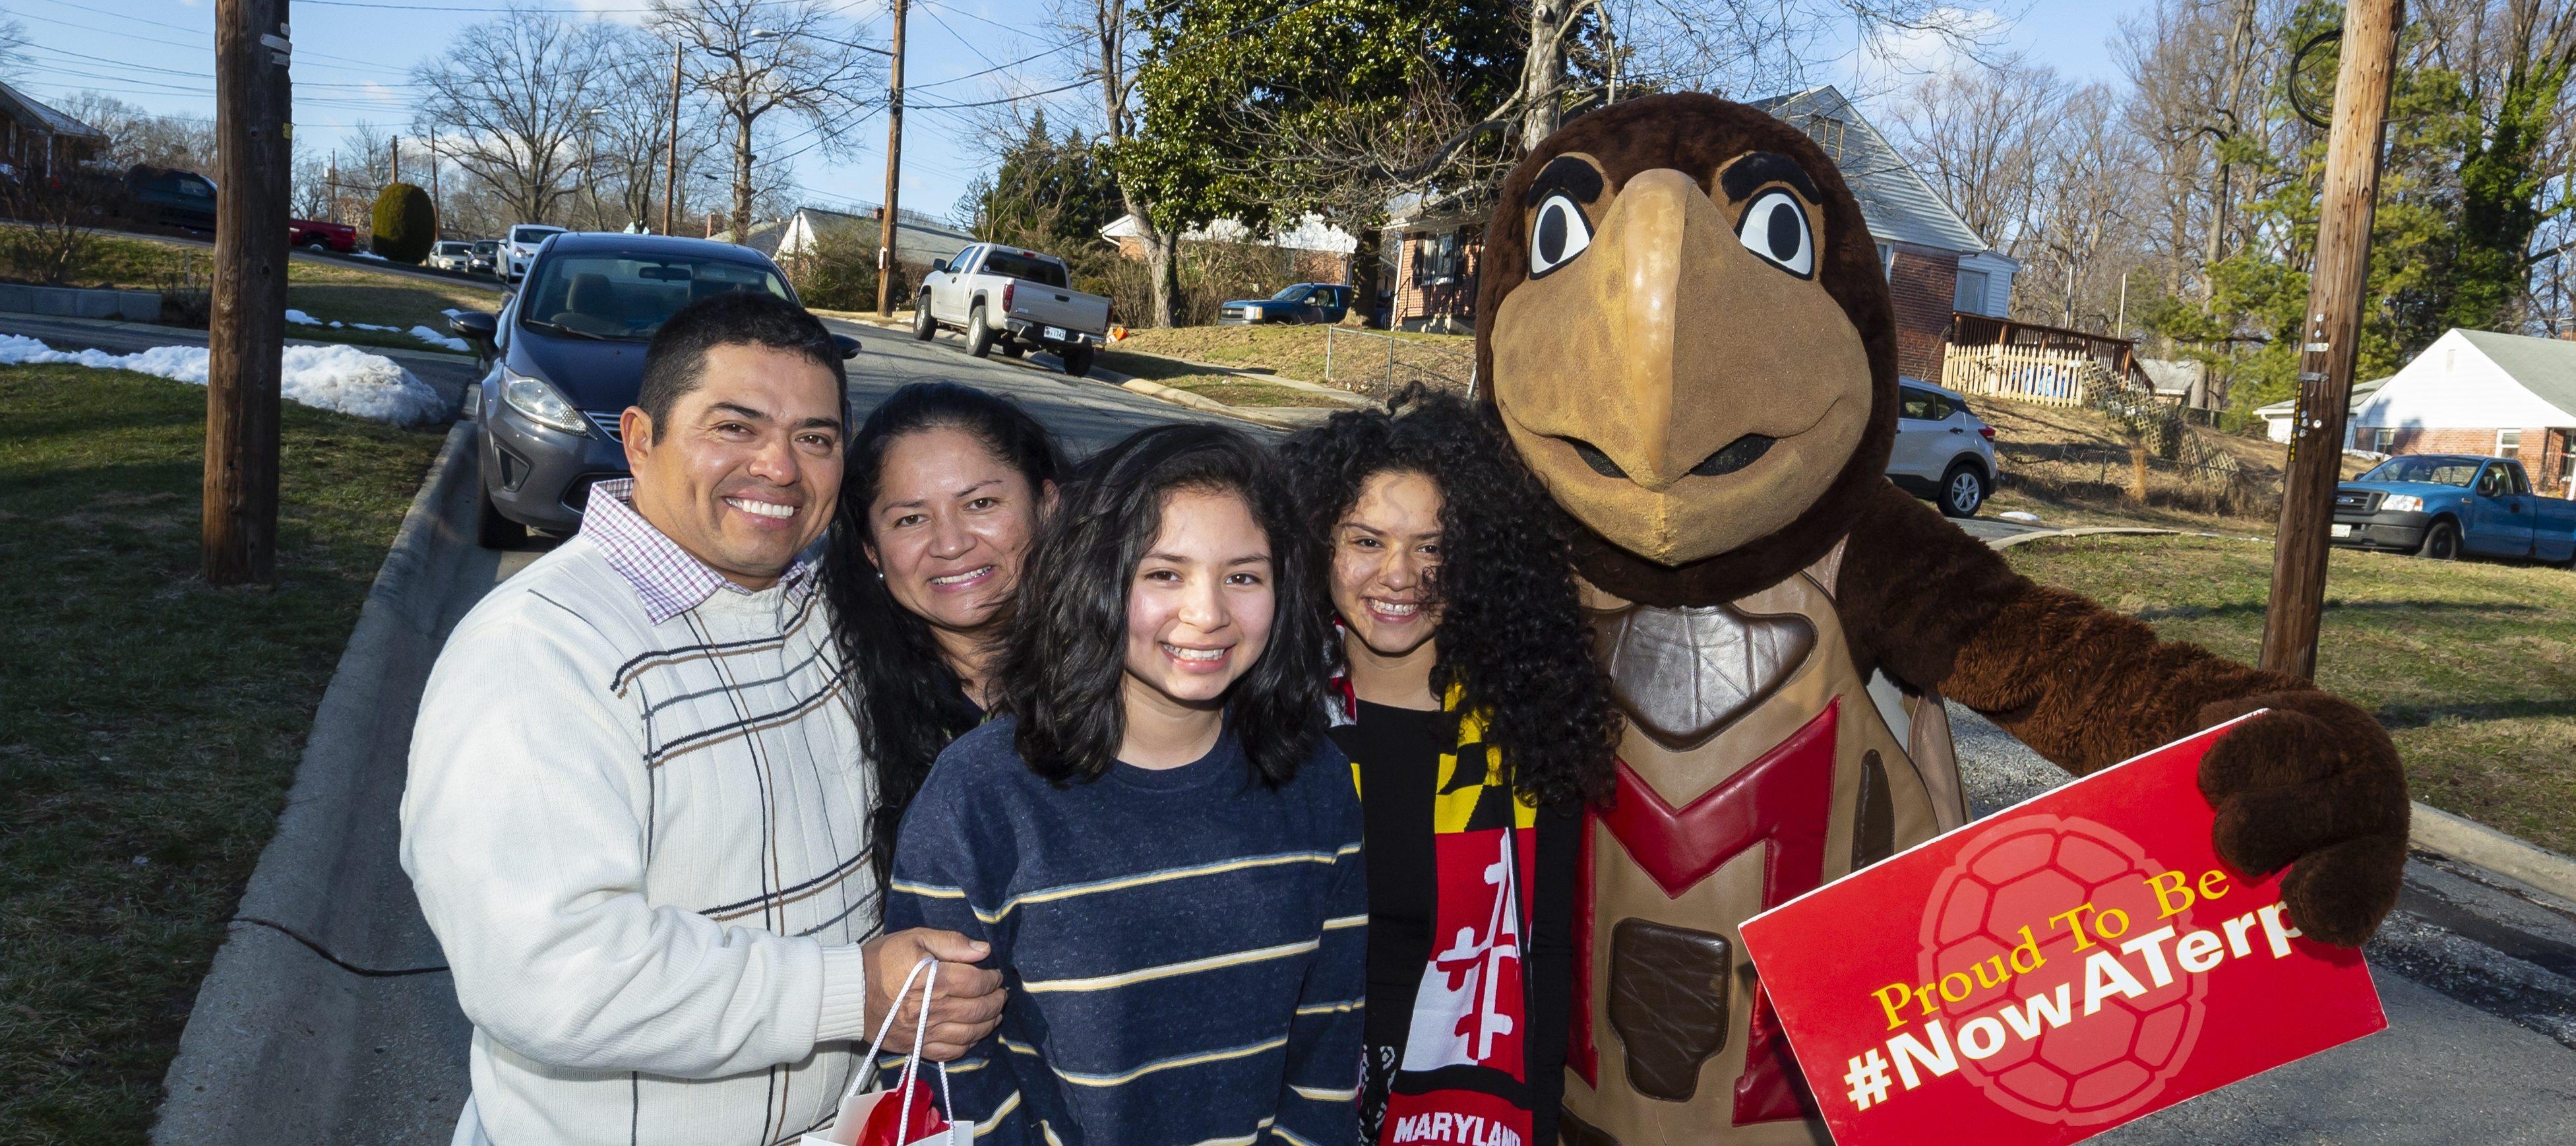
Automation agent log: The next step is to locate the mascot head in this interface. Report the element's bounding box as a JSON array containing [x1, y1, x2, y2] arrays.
[[1476, 92, 1899, 606]]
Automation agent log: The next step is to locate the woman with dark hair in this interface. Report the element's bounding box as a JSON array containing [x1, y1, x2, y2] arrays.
[[822, 381, 1064, 901], [884, 424, 1366, 1146], [1281, 387, 1622, 1146]]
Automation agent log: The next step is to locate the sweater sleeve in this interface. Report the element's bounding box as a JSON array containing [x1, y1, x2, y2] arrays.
[[397, 602, 872, 1079], [883, 761, 1033, 1142], [1275, 784, 1368, 1146]]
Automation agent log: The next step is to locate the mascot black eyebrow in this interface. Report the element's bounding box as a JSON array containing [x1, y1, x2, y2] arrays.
[[1474, 93, 2408, 1145]]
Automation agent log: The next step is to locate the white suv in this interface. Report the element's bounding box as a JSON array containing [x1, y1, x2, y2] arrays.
[[503, 224, 567, 283], [1887, 379, 2001, 517]]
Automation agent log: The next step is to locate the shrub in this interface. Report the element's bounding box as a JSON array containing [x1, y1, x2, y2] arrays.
[[370, 183, 435, 264]]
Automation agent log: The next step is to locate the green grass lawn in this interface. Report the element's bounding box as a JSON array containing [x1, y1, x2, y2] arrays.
[[1100, 323, 1473, 394], [2005, 534, 2576, 855], [0, 364, 443, 1140], [1148, 373, 1357, 408], [3, 228, 500, 356]]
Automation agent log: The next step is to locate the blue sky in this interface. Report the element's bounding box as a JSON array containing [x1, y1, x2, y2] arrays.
[[33, 0, 2137, 228]]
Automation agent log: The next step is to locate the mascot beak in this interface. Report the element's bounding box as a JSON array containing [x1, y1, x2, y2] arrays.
[[1570, 168, 1735, 491]]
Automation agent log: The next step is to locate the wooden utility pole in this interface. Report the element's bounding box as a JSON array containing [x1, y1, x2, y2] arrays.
[[389, 135, 400, 185], [205, 0, 292, 585], [663, 40, 685, 236], [2260, 0, 2404, 679], [429, 134, 440, 239], [874, 0, 909, 317]]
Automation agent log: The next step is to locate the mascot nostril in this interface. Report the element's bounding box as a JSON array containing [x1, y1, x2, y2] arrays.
[[1479, 92, 2412, 1145]]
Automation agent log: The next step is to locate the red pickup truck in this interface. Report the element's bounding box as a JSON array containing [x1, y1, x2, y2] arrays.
[[288, 218, 358, 253]]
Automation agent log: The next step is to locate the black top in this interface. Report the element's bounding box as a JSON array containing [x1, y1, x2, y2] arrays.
[[1332, 700, 1579, 1145]]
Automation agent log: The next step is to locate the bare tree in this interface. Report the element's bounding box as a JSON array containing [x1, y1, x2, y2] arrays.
[[1882, 59, 2064, 252], [652, 0, 882, 243], [1051, 0, 1188, 326], [413, 9, 627, 226], [57, 92, 218, 174]]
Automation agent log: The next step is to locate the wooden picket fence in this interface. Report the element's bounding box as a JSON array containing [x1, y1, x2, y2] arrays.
[[1940, 342, 2114, 408]]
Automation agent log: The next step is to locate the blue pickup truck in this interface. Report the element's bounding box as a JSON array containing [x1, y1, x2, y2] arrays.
[[2331, 455, 2576, 563], [1217, 283, 1352, 325]]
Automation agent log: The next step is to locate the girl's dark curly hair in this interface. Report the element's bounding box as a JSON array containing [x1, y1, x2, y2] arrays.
[[997, 423, 1329, 787], [823, 382, 1065, 903], [1281, 385, 1621, 808]]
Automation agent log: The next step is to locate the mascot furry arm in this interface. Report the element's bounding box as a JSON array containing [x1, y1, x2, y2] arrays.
[[1833, 482, 2408, 945]]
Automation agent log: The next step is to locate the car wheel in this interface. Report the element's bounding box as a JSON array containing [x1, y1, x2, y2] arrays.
[[911, 301, 936, 341], [1939, 461, 1986, 518], [965, 305, 994, 358], [1061, 345, 1095, 378], [2419, 519, 2461, 560], [475, 466, 526, 550]]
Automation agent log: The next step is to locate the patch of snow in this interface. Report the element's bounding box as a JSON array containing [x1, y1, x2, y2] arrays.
[[409, 325, 472, 352], [352, 251, 388, 261], [0, 334, 447, 426], [330, 321, 345, 328], [285, 309, 321, 325], [1997, 511, 2043, 523], [350, 321, 400, 331]]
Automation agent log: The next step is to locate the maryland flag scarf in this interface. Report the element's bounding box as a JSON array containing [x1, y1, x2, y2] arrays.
[[1342, 682, 1540, 1146]]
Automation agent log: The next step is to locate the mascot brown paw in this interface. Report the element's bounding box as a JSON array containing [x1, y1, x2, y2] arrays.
[[2194, 691, 2409, 946]]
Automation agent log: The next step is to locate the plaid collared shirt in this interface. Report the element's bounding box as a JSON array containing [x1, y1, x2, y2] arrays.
[[578, 478, 818, 624]]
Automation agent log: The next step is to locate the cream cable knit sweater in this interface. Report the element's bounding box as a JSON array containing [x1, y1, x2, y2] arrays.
[[401, 532, 878, 1146]]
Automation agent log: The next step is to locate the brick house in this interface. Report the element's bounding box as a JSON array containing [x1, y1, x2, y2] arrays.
[[1378, 85, 2018, 358], [0, 80, 104, 181], [2339, 327, 2576, 497]]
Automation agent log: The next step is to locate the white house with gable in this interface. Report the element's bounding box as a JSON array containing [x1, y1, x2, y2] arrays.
[[2331, 328, 2576, 496]]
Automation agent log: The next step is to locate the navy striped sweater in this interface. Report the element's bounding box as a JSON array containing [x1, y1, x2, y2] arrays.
[[885, 716, 1367, 1146]]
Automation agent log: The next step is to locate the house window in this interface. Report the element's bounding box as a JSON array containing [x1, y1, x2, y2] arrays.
[[1953, 269, 1990, 315], [2498, 429, 2521, 459], [1421, 233, 1462, 284], [1802, 115, 1848, 162], [2372, 428, 2396, 453]]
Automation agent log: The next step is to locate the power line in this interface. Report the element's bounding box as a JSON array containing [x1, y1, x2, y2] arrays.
[[19, 0, 406, 71]]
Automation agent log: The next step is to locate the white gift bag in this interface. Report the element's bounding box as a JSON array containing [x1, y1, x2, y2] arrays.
[[802, 956, 979, 1146]]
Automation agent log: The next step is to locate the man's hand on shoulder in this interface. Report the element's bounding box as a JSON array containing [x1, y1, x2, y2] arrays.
[[863, 928, 1005, 1060]]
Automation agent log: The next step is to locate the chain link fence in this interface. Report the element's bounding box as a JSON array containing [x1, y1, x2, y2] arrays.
[[1322, 326, 1476, 402]]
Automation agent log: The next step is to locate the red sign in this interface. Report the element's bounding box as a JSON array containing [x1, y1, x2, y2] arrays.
[[1737, 713, 2387, 1145]]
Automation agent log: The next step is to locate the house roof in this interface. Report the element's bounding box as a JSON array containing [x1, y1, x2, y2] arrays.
[[0, 80, 104, 141], [721, 205, 975, 263], [2453, 328, 2576, 422], [1749, 85, 1995, 257], [2253, 375, 2392, 418], [1103, 212, 1359, 253]]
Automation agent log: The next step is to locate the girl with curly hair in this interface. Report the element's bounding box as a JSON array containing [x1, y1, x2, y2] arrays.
[[1282, 387, 1622, 1146]]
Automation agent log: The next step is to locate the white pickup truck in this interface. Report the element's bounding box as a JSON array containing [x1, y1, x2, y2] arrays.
[[912, 243, 1111, 377]]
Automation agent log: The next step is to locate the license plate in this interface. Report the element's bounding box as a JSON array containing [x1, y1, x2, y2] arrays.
[[2330, 523, 2352, 538], [1043, 325, 1066, 341]]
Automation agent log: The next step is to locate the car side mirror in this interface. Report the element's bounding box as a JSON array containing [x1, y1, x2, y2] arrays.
[[929, 259, 949, 274], [448, 311, 499, 342], [831, 333, 861, 360]]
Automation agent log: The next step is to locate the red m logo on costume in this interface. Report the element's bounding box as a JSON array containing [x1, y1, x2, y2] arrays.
[[1573, 699, 1837, 1126]]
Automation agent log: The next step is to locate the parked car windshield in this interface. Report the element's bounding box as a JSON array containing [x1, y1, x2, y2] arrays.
[[1270, 285, 1315, 302], [519, 253, 790, 341], [512, 226, 566, 244], [979, 249, 1068, 288], [2361, 457, 2480, 486]]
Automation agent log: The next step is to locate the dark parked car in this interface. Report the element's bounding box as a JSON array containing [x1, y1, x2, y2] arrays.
[[449, 233, 858, 547], [1217, 282, 1353, 325], [469, 239, 499, 276], [123, 165, 217, 231], [2331, 454, 2576, 563]]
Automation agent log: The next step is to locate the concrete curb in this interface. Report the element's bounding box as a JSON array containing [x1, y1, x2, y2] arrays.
[[2407, 801, 2576, 903], [1978, 523, 2576, 905], [152, 422, 481, 1144]]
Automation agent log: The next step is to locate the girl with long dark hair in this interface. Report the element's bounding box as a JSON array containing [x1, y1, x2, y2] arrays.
[[823, 381, 1064, 902], [1281, 387, 1622, 1146], [884, 424, 1366, 1145]]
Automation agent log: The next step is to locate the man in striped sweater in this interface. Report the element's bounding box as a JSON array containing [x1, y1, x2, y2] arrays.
[[401, 294, 1003, 1146]]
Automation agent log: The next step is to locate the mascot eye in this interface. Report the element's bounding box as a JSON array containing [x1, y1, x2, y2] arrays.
[[1529, 194, 1593, 277], [1736, 190, 1815, 278]]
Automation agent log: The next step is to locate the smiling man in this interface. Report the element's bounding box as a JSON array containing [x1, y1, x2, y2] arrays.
[[402, 293, 1004, 1146]]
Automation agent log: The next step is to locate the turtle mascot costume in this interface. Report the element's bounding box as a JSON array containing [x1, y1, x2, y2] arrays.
[[1473, 94, 2410, 1145]]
